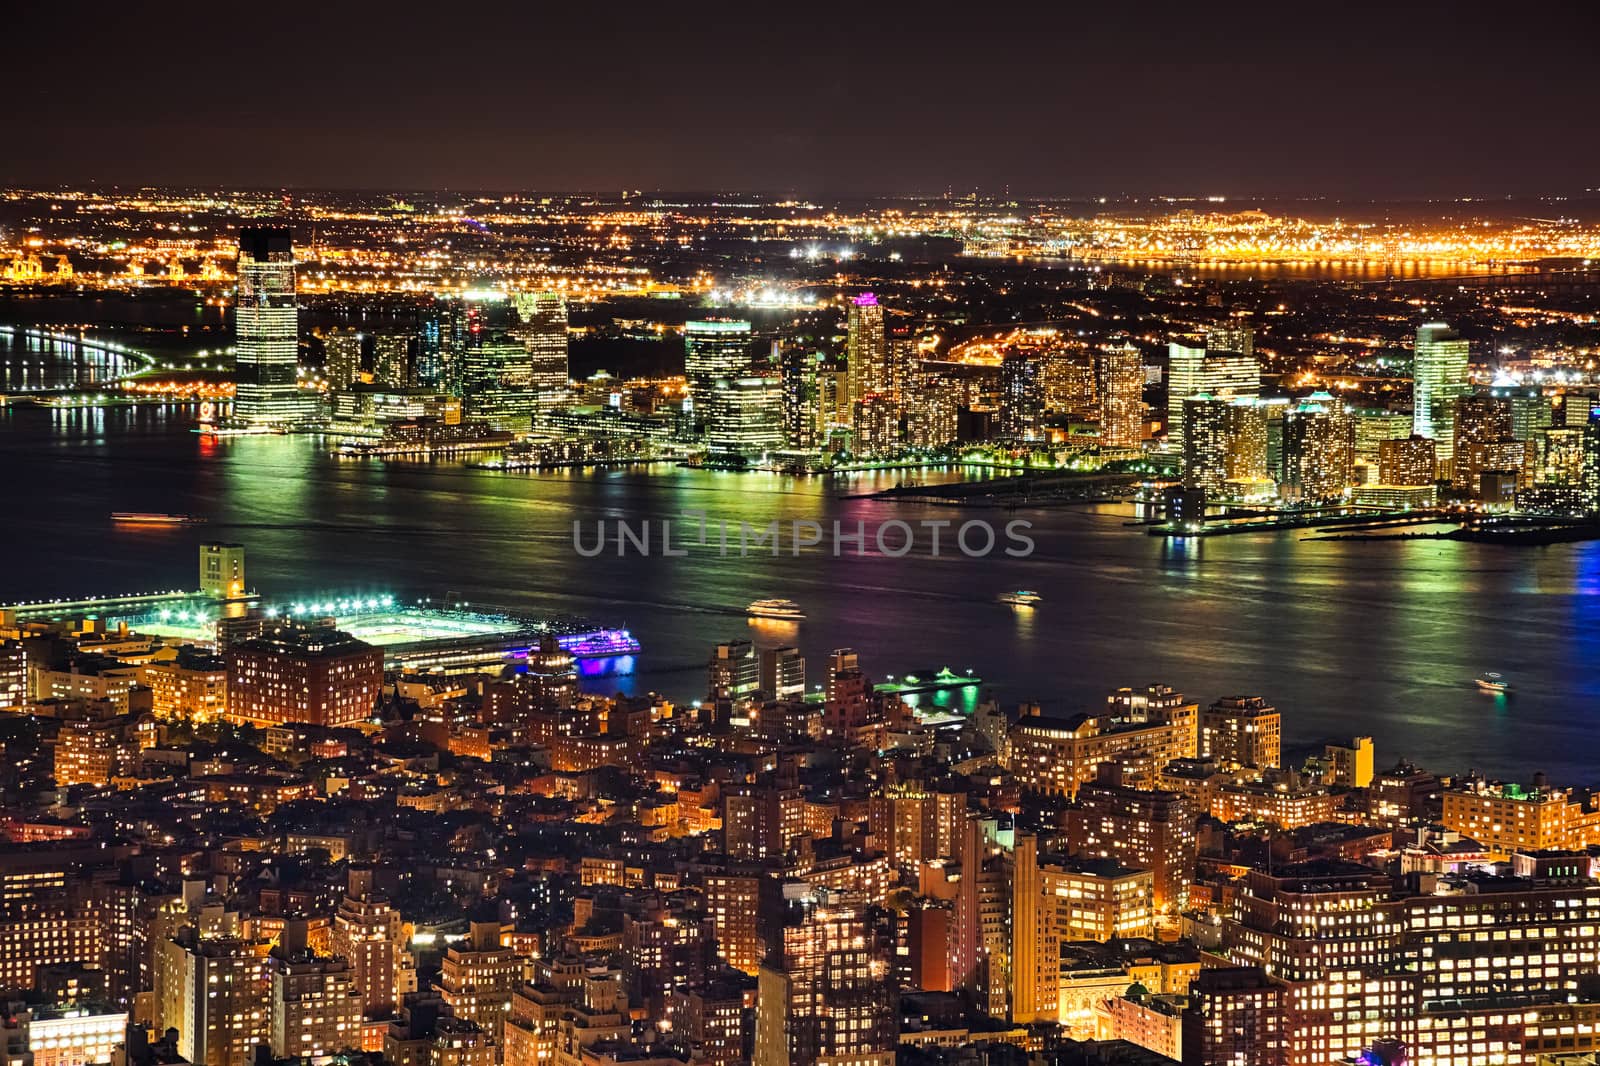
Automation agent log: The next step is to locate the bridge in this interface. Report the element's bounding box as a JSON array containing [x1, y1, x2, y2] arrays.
[[0, 325, 157, 393]]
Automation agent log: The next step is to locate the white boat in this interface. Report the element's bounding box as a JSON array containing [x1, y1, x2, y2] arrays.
[[1475, 672, 1511, 693], [999, 590, 1042, 606], [748, 598, 805, 620]]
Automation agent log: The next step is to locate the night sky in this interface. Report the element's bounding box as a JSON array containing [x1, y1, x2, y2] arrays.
[[6, 0, 1598, 198]]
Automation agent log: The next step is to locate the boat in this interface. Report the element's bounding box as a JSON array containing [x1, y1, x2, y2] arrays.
[[998, 590, 1042, 606], [111, 512, 205, 525], [747, 598, 805, 620], [1475, 672, 1511, 693]]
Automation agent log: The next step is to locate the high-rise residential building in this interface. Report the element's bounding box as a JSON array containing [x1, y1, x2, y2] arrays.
[[1000, 352, 1046, 442], [155, 933, 271, 1066], [852, 392, 902, 455], [1099, 342, 1145, 449], [268, 953, 363, 1058], [199, 542, 247, 600], [0, 640, 25, 711], [1043, 346, 1098, 416], [1201, 695, 1281, 770], [225, 624, 384, 728], [1180, 967, 1287, 1066], [685, 320, 753, 433], [758, 646, 805, 699], [1585, 407, 1600, 514], [437, 922, 521, 1045], [1166, 340, 1259, 450], [1378, 435, 1437, 485], [904, 378, 959, 449], [234, 227, 313, 425], [778, 347, 820, 449], [706, 376, 784, 457], [753, 886, 894, 1066], [1039, 856, 1155, 942], [1007, 685, 1198, 798], [1067, 768, 1196, 913], [1182, 394, 1230, 491], [330, 868, 414, 1018], [1412, 322, 1471, 459], [1280, 399, 1348, 502], [845, 293, 887, 408], [1452, 393, 1515, 493], [322, 328, 366, 390], [1224, 397, 1270, 485], [515, 291, 569, 390]]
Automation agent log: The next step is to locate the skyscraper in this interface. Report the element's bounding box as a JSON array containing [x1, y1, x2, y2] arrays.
[[515, 291, 569, 390], [1099, 342, 1145, 449], [845, 293, 887, 406], [1166, 340, 1259, 450], [1412, 322, 1471, 459], [1451, 393, 1514, 493], [1378, 435, 1437, 485], [1182, 395, 1230, 492], [1000, 352, 1045, 442], [706, 376, 784, 458], [1281, 398, 1350, 502], [235, 227, 312, 425], [684, 320, 753, 433], [753, 886, 894, 1066]]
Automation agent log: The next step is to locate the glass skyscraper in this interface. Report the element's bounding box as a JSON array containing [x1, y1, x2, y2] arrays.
[[1412, 322, 1470, 459], [513, 291, 569, 391], [684, 319, 753, 434], [234, 227, 313, 425]]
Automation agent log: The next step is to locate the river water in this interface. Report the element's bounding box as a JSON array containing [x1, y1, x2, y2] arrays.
[[4, 400, 1598, 782]]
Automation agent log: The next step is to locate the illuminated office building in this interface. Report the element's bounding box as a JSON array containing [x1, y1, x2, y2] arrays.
[[852, 392, 903, 455], [778, 347, 820, 449], [1099, 342, 1145, 448], [235, 227, 314, 425], [1166, 340, 1259, 449], [1044, 347, 1097, 416], [0, 640, 24, 711], [1412, 322, 1471, 459], [1440, 776, 1600, 857], [685, 320, 753, 433], [706, 376, 784, 458], [514, 291, 569, 390]]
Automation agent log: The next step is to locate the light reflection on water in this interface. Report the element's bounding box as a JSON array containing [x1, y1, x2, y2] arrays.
[[2, 404, 1598, 780]]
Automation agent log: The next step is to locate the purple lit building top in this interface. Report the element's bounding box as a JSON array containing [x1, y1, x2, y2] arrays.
[[853, 292, 879, 307]]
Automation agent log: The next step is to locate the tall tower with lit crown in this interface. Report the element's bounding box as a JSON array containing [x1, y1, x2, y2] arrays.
[[234, 227, 312, 425]]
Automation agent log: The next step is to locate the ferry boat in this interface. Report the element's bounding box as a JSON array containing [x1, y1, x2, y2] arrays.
[[1475, 672, 1511, 693], [998, 589, 1043, 606], [747, 598, 805, 621], [111, 512, 205, 525]]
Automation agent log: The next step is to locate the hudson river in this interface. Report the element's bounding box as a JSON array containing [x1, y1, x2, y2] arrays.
[[5, 403, 1599, 782]]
